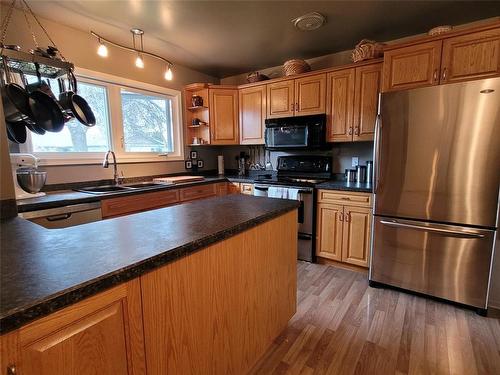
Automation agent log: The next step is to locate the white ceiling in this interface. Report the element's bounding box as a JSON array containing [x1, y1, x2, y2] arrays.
[[8, 1, 500, 78]]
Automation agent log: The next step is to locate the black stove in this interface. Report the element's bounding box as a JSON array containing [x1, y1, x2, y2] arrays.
[[253, 155, 332, 263], [253, 155, 331, 187]]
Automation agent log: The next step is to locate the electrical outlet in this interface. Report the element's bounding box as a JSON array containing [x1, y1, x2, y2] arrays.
[[351, 157, 359, 167]]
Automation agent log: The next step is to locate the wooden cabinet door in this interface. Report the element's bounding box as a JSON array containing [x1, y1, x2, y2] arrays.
[[267, 80, 294, 118], [382, 40, 442, 92], [240, 183, 254, 195], [101, 189, 180, 218], [228, 182, 241, 194], [239, 85, 266, 144], [341, 206, 372, 267], [316, 203, 344, 261], [326, 68, 355, 142], [18, 281, 145, 375], [353, 63, 382, 142], [294, 73, 326, 116], [179, 183, 217, 202], [441, 28, 500, 84], [209, 88, 239, 145]]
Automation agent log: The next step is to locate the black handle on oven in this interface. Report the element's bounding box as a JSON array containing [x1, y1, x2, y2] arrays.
[[297, 189, 312, 195], [254, 186, 269, 191]]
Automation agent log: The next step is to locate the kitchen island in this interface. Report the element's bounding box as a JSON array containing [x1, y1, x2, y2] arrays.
[[0, 195, 299, 374]]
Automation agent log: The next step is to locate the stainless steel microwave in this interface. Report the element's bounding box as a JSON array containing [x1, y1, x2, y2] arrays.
[[264, 114, 326, 150]]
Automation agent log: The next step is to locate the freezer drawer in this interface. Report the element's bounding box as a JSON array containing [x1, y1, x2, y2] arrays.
[[370, 216, 495, 308]]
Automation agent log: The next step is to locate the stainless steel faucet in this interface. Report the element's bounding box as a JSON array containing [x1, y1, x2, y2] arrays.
[[102, 150, 120, 185]]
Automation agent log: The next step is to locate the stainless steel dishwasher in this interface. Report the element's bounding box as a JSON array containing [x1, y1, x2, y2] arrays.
[[19, 202, 102, 229]]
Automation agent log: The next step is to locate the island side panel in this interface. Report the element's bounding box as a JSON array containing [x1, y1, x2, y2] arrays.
[[140, 210, 298, 375]]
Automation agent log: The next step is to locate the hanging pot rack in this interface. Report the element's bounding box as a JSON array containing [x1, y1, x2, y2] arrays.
[[0, 0, 74, 79]]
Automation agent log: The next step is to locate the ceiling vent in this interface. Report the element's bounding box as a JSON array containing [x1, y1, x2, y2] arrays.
[[292, 12, 326, 31]]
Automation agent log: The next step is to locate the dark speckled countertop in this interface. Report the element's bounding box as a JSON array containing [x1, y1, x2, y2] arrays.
[[315, 180, 373, 193], [0, 195, 299, 334]]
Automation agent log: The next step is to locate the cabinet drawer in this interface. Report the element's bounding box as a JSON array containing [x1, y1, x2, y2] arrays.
[[180, 183, 217, 202], [216, 182, 229, 196], [317, 190, 372, 207], [102, 189, 180, 218]]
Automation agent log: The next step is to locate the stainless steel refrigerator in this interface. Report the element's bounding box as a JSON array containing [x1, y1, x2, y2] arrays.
[[369, 77, 500, 312]]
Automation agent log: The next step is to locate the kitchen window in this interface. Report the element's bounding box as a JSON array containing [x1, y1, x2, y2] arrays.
[[19, 68, 183, 164]]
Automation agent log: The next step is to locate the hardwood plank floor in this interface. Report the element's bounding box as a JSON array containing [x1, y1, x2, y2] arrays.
[[249, 261, 500, 375]]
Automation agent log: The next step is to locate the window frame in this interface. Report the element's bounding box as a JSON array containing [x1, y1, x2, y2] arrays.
[[20, 67, 184, 165]]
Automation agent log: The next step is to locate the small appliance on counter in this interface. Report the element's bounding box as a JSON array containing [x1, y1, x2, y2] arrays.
[[10, 153, 47, 200]]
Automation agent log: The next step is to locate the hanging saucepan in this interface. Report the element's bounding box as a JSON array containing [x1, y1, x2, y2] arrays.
[[5, 119, 27, 144], [17, 73, 47, 135], [1, 58, 33, 122], [59, 70, 96, 127], [25, 64, 66, 132]]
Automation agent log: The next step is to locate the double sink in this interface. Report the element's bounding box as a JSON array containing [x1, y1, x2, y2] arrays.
[[76, 182, 167, 195]]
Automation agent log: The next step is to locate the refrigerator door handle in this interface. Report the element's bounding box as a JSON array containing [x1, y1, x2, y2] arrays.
[[380, 220, 486, 238], [373, 112, 382, 194]]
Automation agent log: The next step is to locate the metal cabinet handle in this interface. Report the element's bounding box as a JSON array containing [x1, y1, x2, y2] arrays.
[[345, 213, 351, 223], [339, 212, 344, 221], [7, 365, 16, 375], [348, 127, 353, 135], [442, 68, 447, 81], [433, 69, 438, 82], [380, 220, 485, 238], [354, 126, 359, 135]]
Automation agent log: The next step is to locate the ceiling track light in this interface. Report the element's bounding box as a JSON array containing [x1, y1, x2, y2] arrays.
[[91, 29, 174, 80]]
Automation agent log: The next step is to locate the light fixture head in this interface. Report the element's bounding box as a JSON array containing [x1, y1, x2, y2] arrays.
[[164, 65, 173, 81], [135, 54, 144, 68], [97, 39, 108, 57], [292, 12, 326, 31], [130, 28, 144, 35]]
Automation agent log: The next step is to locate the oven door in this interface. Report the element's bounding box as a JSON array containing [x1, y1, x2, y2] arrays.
[[265, 125, 308, 149]]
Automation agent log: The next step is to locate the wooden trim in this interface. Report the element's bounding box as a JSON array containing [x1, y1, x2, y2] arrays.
[[382, 18, 500, 52], [236, 58, 384, 90], [315, 256, 368, 274]]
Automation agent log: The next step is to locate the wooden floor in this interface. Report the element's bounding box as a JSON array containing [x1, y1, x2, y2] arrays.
[[250, 261, 500, 375]]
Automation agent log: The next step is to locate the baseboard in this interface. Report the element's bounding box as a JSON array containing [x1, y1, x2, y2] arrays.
[[316, 256, 368, 275]]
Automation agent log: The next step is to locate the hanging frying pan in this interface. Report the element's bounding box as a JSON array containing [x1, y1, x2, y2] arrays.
[[1, 58, 33, 122], [65, 70, 96, 127], [6, 119, 27, 144]]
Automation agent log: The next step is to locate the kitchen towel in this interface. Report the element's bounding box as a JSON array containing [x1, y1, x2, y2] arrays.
[[287, 188, 300, 200]]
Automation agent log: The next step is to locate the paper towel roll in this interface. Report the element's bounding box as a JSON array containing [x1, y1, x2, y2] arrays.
[[217, 155, 224, 175]]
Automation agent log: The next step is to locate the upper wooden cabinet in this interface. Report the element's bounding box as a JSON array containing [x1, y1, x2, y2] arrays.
[[294, 74, 326, 115], [209, 88, 239, 145], [239, 85, 266, 144], [267, 73, 326, 118], [326, 63, 381, 142], [383, 26, 500, 91], [267, 80, 295, 118], [353, 63, 382, 141], [441, 28, 500, 84], [326, 69, 355, 142], [7, 281, 146, 375], [382, 40, 442, 92]]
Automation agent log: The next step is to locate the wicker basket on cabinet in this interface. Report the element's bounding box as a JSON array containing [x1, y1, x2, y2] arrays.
[[351, 39, 385, 62], [283, 59, 311, 76]]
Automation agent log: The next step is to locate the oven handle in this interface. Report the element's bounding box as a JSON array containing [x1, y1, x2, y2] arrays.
[[254, 185, 269, 191]]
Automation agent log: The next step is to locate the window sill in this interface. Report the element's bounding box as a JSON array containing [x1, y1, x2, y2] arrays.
[[36, 155, 185, 166]]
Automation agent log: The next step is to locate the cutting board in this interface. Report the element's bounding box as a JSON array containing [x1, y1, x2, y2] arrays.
[[153, 176, 205, 184]]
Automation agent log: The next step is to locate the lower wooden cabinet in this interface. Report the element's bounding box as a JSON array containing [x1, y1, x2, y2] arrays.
[[240, 183, 254, 195], [101, 182, 225, 218], [316, 190, 373, 268], [1, 280, 146, 375]]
